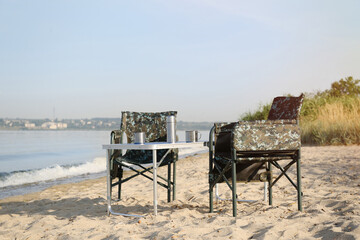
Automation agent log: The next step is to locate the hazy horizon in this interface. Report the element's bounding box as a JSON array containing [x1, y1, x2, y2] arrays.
[[1, 1, 360, 122], [0, 116, 214, 123]]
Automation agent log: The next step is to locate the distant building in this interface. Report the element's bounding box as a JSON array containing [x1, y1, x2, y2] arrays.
[[41, 122, 67, 129], [25, 123, 36, 129], [57, 122, 67, 129]]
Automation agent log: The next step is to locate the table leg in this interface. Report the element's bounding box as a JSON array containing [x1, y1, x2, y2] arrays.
[[153, 149, 158, 215], [106, 149, 112, 216], [106, 149, 143, 218]]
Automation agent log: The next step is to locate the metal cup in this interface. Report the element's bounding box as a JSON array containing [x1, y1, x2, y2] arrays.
[[134, 132, 145, 144], [185, 130, 201, 142]]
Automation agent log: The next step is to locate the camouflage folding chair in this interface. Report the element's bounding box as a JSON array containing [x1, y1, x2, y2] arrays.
[[110, 111, 178, 203], [209, 94, 304, 217]]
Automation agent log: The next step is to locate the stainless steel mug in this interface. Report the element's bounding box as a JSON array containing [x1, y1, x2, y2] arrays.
[[185, 130, 201, 142], [134, 132, 145, 144]]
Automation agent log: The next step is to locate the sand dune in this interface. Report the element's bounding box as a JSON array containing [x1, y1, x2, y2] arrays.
[[1, 146, 360, 239]]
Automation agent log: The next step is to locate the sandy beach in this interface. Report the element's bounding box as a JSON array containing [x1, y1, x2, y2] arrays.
[[1, 146, 360, 239]]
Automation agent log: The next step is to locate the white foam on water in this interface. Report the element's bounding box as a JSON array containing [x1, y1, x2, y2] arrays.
[[0, 147, 207, 189], [0, 157, 106, 188]]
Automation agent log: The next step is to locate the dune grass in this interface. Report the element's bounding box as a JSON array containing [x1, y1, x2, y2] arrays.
[[301, 95, 360, 145]]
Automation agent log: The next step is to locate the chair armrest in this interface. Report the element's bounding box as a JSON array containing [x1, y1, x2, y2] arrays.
[[110, 130, 123, 144], [214, 122, 237, 134], [232, 120, 301, 151]]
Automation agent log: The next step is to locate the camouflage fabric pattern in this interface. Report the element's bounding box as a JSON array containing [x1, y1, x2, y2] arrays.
[[120, 111, 177, 143], [113, 111, 178, 164], [267, 94, 304, 120], [232, 120, 301, 152], [213, 94, 304, 161]]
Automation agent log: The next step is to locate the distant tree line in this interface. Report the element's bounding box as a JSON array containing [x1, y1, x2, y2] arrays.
[[0, 118, 213, 131]]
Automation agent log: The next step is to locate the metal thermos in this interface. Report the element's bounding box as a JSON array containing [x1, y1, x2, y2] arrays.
[[166, 115, 176, 143]]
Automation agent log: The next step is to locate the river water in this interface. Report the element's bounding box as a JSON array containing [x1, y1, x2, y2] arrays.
[[0, 130, 209, 199]]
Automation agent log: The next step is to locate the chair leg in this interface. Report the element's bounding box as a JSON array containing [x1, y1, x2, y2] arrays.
[[167, 162, 171, 202], [232, 159, 237, 217], [268, 162, 273, 206], [209, 182, 214, 213], [297, 150, 303, 211], [173, 160, 176, 201], [117, 167, 123, 200], [110, 177, 113, 199], [117, 182, 121, 200]]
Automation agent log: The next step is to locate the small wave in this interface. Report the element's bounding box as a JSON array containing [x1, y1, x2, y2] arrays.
[[0, 157, 106, 188], [0, 148, 207, 189]]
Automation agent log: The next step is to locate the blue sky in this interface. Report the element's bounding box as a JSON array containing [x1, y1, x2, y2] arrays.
[[1, 0, 359, 122]]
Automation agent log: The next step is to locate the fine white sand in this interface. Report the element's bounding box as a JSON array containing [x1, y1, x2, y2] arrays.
[[1, 146, 360, 239]]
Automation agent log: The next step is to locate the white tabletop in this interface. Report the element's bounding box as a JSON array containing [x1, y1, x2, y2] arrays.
[[102, 141, 208, 150]]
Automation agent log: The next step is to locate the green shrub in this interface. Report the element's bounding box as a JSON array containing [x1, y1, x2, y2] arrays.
[[240, 103, 271, 121]]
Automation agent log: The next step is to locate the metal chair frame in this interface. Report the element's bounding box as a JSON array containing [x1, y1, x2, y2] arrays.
[[209, 94, 304, 217]]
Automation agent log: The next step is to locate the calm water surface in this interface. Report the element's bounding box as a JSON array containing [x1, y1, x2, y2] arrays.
[[0, 130, 209, 199], [0, 130, 109, 172]]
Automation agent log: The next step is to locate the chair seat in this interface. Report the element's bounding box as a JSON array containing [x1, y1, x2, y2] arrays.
[[210, 161, 269, 183], [114, 149, 176, 166], [214, 150, 297, 164]]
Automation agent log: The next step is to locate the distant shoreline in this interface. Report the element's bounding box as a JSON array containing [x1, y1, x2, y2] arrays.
[[0, 118, 213, 131]]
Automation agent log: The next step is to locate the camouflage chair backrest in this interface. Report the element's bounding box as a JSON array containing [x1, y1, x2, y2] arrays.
[[117, 111, 178, 165], [120, 111, 177, 143], [267, 94, 304, 121]]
